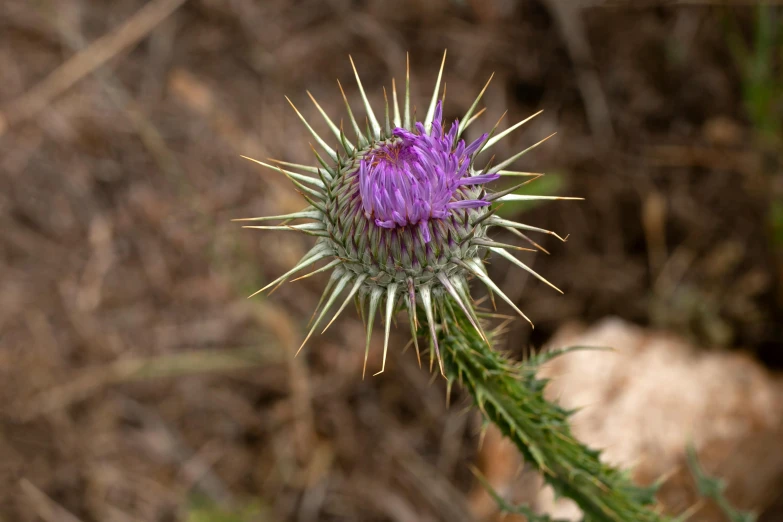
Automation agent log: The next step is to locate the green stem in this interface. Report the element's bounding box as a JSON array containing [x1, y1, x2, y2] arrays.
[[437, 297, 667, 522]]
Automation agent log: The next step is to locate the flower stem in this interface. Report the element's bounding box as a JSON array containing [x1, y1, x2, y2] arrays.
[[437, 297, 668, 522]]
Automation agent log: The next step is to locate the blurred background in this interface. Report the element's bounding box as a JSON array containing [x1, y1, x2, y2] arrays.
[[1, 0, 782, 521]]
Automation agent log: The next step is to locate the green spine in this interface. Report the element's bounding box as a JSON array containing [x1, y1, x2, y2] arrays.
[[438, 296, 667, 522]]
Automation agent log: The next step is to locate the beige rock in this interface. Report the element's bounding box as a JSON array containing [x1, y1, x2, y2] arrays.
[[469, 318, 783, 521], [539, 318, 783, 521]]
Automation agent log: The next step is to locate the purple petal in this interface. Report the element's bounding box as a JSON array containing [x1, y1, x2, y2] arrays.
[[458, 172, 500, 186], [418, 221, 431, 243], [357, 98, 495, 243], [464, 133, 489, 156], [433, 101, 442, 125], [446, 199, 491, 210]]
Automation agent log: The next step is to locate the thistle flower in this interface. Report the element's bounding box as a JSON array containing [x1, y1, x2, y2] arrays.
[[237, 51, 581, 377]]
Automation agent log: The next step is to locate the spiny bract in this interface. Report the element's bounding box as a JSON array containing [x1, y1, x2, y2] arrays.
[[236, 51, 581, 377]]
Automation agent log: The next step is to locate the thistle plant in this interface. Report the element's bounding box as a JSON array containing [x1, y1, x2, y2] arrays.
[[238, 52, 577, 375], [236, 52, 669, 521]]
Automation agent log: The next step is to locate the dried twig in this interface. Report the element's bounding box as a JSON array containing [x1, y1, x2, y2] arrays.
[[20, 479, 84, 522], [544, 0, 615, 145], [0, 0, 188, 134]]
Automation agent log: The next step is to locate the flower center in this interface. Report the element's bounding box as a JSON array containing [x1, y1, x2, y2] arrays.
[[357, 102, 494, 243]]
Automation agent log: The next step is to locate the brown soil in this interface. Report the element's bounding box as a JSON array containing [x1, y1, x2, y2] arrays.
[[1, 1, 781, 521]]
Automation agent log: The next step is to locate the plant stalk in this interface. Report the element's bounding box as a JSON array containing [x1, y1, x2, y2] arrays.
[[437, 297, 667, 522]]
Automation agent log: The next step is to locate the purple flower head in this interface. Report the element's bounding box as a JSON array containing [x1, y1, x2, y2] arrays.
[[239, 53, 575, 376], [358, 101, 495, 242]]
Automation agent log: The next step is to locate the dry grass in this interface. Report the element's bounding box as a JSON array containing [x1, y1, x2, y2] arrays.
[[0, 0, 781, 520]]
